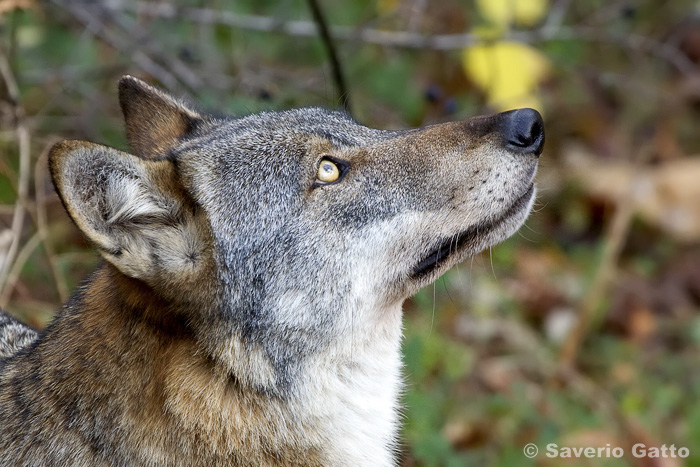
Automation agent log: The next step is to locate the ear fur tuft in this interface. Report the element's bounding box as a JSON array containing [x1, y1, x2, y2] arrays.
[[49, 139, 208, 282]]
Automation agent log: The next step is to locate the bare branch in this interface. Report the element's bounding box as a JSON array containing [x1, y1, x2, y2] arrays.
[[0, 232, 41, 308], [100, 5, 205, 91]]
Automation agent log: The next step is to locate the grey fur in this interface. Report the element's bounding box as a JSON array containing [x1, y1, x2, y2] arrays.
[[0, 76, 543, 466], [0, 310, 37, 359]]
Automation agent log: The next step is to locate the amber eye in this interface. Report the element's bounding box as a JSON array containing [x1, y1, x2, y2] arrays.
[[317, 159, 340, 183]]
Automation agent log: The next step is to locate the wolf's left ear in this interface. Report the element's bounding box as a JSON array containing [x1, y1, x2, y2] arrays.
[[49, 140, 209, 283], [118, 75, 203, 159]]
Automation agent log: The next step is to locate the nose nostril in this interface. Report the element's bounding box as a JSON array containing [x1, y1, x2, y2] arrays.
[[502, 108, 544, 156], [511, 119, 541, 147], [511, 133, 534, 147]]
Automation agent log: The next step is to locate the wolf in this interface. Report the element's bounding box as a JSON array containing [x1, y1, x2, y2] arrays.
[[0, 76, 543, 466]]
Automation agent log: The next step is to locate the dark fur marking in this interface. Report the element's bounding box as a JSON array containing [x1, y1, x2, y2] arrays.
[[312, 129, 358, 147]]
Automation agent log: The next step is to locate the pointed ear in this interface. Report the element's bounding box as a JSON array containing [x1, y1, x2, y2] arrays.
[[49, 140, 209, 282], [118, 75, 203, 159]]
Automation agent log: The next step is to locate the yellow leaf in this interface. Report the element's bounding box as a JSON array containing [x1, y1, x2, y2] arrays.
[[462, 41, 549, 112], [476, 0, 548, 28]]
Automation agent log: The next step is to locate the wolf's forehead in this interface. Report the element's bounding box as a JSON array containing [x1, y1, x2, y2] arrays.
[[189, 107, 384, 153]]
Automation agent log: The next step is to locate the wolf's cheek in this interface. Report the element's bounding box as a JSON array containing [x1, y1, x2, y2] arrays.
[[344, 175, 537, 299]]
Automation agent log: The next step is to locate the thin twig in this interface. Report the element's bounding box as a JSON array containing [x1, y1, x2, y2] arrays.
[[0, 232, 41, 308], [307, 0, 351, 112], [0, 48, 30, 298], [0, 155, 17, 193], [102, 1, 696, 74]]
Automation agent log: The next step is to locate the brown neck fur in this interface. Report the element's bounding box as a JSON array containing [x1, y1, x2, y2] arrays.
[[0, 264, 327, 466]]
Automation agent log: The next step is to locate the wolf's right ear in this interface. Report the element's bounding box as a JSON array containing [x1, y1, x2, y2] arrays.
[[118, 75, 203, 159]]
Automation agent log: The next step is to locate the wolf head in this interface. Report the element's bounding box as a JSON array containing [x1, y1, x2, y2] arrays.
[[49, 76, 542, 394]]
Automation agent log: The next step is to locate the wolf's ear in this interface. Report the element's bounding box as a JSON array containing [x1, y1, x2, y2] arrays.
[[118, 75, 203, 159], [49, 140, 208, 282]]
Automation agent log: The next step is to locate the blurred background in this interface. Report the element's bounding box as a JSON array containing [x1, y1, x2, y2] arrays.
[[2, 0, 700, 465]]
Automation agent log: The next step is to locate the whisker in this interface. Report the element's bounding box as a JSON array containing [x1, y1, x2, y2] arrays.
[[522, 221, 540, 235], [429, 279, 437, 338], [489, 246, 497, 280], [442, 274, 458, 310], [517, 229, 537, 243], [531, 201, 549, 214], [351, 296, 355, 364]]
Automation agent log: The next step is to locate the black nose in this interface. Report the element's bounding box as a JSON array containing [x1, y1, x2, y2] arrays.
[[500, 108, 544, 156]]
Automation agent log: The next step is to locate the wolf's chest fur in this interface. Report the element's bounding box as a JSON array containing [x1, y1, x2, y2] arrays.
[[160, 301, 404, 466], [0, 76, 542, 465]]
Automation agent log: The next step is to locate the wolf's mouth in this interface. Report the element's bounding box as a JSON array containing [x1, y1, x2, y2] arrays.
[[410, 184, 534, 279]]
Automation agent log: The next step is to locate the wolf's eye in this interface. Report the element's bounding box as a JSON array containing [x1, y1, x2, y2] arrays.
[[313, 156, 349, 188], [317, 159, 340, 183]]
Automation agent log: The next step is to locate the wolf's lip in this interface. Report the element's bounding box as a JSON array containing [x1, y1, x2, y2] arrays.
[[410, 184, 534, 279]]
